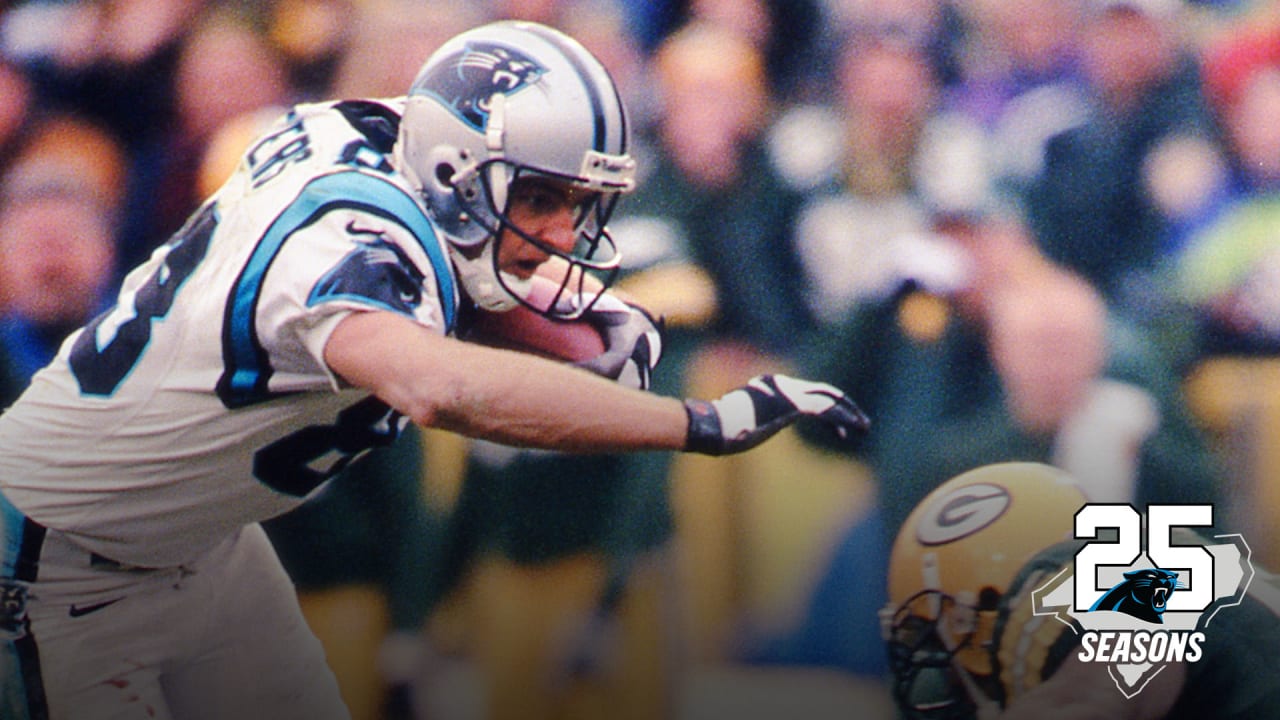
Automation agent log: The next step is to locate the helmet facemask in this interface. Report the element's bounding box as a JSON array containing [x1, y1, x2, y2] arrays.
[[883, 590, 1006, 720], [449, 154, 624, 318]]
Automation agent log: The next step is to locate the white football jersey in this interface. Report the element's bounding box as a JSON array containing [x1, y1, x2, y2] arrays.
[[0, 99, 458, 568]]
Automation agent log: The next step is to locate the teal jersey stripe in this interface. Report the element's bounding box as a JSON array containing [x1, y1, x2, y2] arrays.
[[220, 171, 455, 408]]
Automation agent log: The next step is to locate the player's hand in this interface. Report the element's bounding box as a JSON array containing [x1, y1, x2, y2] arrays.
[[572, 294, 664, 391], [683, 374, 870, 456]]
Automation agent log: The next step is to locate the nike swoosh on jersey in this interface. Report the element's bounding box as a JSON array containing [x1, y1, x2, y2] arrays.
[[68, 597, 123, 618]]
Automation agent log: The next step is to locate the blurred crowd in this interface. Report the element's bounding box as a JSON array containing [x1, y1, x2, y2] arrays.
[[2, 0, 1280, 718]]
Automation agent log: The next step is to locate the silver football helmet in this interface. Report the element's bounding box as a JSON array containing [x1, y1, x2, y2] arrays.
[[396, 20, 636, 317]]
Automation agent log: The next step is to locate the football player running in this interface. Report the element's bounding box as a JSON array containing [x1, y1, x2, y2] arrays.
[[881, 462, 1280, 720], [0, 21, 868, 720]]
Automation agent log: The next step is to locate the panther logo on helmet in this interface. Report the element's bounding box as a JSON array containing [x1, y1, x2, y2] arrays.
[[415, 42, 546, 132]]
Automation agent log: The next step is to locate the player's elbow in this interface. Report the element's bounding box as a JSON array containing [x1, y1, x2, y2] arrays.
[[395, 382, 462, 430], [367, 356, 472, 431], [324, 311, 473, 429]]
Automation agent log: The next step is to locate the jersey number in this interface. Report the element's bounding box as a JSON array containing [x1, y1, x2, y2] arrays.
[[253, 396, 405, 496], [70, 204, 217, 396]]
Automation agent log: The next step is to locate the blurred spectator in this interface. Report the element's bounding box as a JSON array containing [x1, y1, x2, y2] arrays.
[[1, 0, 204, 153], [613, 0, 683, 53], [601, 0, 834, 102], [611, 19, 813, 363], [0, 56, 34, 170], [266, 0, 354, 98], [786, 24, 945, 327], [1162, 18, 1280, 358], [682, 0, 833, 103], [326, 0, 483, 100], [0, 0, 216, 277], [126, 5, 295, 272], [802, 207, 1222, 543], [1020, 0, 1224, 341], [0, 55, 37, 409], [487, 0, 565, 25], [0, 56, 39, 404], [828, 0, 959, 88], [930, 0, 1092, 203], [978, 242, 1188, 508], [944, 0, 1086, 118], [0, 113, 125, 381]]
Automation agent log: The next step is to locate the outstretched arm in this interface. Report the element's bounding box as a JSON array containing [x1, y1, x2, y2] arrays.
[[324, 310, 868, 455], [325, 310, 688, 453]]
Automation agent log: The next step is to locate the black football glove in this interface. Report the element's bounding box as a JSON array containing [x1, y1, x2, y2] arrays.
[[683, 374, 870, 456], [572, 294, 664, 391]]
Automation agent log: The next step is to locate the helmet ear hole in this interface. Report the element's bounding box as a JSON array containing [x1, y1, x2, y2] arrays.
[[978, 587, 1002, 611], [435, 163, 455, 187]]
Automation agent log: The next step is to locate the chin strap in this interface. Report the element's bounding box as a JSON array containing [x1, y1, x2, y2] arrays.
[[484, 92, 509, 212], [453, 241, 523, 312]]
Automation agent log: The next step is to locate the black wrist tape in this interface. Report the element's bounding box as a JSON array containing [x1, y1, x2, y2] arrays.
[[682, 398, 724, 456]]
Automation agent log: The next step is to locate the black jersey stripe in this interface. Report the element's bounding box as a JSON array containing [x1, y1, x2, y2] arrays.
[[0, 493, 43, 583]]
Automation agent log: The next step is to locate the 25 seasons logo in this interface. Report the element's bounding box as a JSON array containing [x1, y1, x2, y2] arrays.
[[1030, 504, 1255, 698]]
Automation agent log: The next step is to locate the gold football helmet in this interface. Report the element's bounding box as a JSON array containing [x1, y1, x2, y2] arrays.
[[881, 462, 1087, 719]]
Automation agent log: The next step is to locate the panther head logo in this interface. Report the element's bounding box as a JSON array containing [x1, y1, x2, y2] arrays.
[[309, 225, 427, 315], [415, 41, 546, 131], [1088, 568, 1183, 624]]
